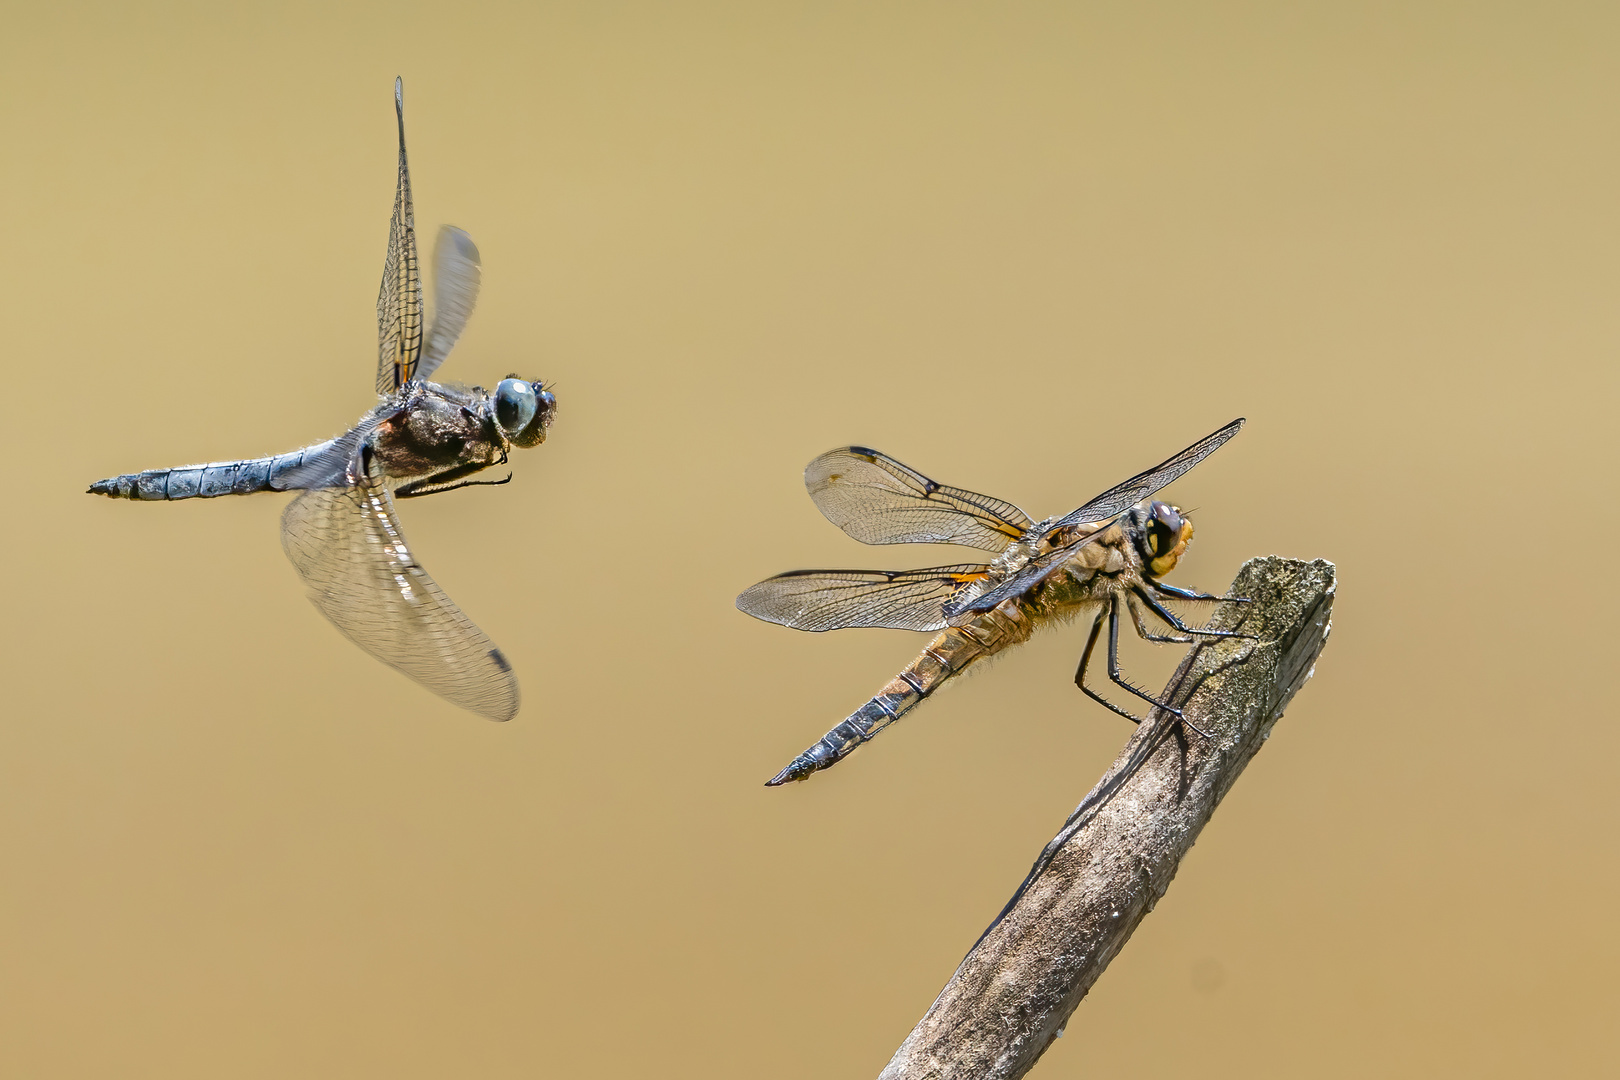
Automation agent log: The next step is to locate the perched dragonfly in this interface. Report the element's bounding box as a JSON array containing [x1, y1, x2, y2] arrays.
[[88, 79, 556, 722], [737, 419, 1248, 784]]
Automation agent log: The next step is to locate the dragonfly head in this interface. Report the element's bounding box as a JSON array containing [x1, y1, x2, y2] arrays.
[[494, 376, 557, 448], [1138, 500, 1193, 577]]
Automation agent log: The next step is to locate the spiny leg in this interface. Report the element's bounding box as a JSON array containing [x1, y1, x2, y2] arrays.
[[1127, 592, 1195, 645], [1149, 579, 1251, 604], [1082, 598, 1214, 740], [1075, 609, 1145, 725], [1106, 597, 1209, 735], [396, 464, 513, 499], [1133, 585, 1254, 640], [398, 474, 512, 498], [1074, 600, 1213, 740]]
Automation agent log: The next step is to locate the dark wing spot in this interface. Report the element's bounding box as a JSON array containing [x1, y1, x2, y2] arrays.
[[488, 648, 511, 673]]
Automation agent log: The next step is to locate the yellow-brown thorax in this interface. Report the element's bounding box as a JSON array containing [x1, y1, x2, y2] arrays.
[[961, 500, 1196, 628]]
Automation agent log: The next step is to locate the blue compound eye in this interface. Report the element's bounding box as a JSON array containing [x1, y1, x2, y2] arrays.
[[493, 379, 538, 437]]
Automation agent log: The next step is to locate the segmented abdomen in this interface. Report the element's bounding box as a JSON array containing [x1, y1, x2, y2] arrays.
[[87, 439, 340, 500], [765, 603, 1035, 785]]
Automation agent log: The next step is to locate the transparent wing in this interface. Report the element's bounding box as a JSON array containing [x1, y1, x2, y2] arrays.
[[806, 447, 1033, 553], [1051, 418, 1245, 529], [376, 77, 425, 393], [944, 533, 1109, 618], [737, 564, 990, 632], [945, 418, 1245, 618], [272, 411, 392, 490], [281, 447, 519, 721], [416, 225, 482, 383]]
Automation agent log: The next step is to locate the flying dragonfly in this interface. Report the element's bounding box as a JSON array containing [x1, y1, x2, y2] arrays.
[[737, 419, 1248, 784], [88, 79, 556, 722]]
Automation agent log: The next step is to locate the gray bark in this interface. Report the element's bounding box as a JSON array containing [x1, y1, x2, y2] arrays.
[[878, 556, 1336, 1080]]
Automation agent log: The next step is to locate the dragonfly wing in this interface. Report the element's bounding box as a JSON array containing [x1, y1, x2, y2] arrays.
[[737, 564, 990, 632], [271, 412, 391, 491], [281, 446, 519, 721], [416, 225, 482, 383], [806, 447, 1033, 552], [376, 78, 425, 393], [946, 419, 1245, 618], [943, 532, 1109, 618], [1052, 418, 1245, 529]]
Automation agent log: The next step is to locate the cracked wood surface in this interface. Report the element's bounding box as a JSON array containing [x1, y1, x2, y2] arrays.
[[878, 556, 1336, 1080]]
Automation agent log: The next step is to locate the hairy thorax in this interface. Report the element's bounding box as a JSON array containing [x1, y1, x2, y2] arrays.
[[984, 518, 1148, 625], [373, 384, 503, 481], [1036, 523, 1141, 614]]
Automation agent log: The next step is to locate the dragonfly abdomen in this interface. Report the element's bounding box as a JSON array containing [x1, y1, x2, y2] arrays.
[[88, 441, 342, 501], [765, 604, 1034, 785]]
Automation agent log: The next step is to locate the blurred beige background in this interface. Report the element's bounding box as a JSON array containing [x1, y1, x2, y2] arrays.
[[2, 2, 1616, 1077]]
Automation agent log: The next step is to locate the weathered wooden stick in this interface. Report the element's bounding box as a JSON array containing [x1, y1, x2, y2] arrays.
[[878, 556, 1336, 1080]]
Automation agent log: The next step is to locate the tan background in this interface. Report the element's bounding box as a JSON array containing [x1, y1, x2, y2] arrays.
[[2, 2, 1616, 1076]]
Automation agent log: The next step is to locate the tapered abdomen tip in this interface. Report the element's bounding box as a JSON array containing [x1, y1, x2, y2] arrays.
[[765, 762, 808, 786]]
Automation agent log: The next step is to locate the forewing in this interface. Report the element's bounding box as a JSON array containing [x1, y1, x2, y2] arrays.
[[945, 418, 1245, 618], [806, 447, 1033, 552], [376, 78, 425, 393], [281, 449, 519, 721], [1052, 418, 1245, 529], [943, 532, 1108, 618], [272, 412, 391, 491], [737, 564, 990, 632], [416, 225, 482, 383]]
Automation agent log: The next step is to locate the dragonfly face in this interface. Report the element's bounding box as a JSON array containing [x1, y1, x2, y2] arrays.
[[737, 419, 1248, 785], [1140, 501, 1193, 576], [86, 79, 557, 723], [494, 377, 558, 447]]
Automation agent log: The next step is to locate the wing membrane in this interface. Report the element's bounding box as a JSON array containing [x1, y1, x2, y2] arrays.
[[806, 447, 1033, 552], [272, 411, 392, 491], [1052, 418, 1244, 529], [281, 448, 519, 721], [417, 225, 482, 383], [946, 419, 1245, 618], [737, 564, 990, 632], [944, 532, 1109, 618], [376, 78, 425, 393]]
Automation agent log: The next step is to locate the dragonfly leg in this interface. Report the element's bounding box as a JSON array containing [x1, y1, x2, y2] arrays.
[[1127, 592, 1195, 645], [1133, 585, 1254, 640], [396, 465, 513, 499], [1082, 599, 1213, 740], [1149, 579, 1251, 604], [1105, 598, 1195, 721], [401, 474, 512, 498], [1075, 609, 1144, 725]]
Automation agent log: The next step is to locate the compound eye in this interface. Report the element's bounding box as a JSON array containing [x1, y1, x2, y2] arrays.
[[1146, 501, 1183, 558], [493, 379, 538, 437]]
